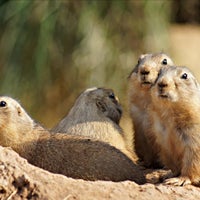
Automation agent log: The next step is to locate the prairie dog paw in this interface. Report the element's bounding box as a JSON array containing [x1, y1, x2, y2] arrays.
[[164, 176, 191, 186], [145, 169, 171, 184], [191, 178, 200, 187]]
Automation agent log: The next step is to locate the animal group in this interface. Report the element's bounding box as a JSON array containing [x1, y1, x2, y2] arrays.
[[1, 52, 200, 187]]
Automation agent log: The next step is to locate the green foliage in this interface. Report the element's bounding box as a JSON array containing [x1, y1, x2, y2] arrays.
[[0, 0, 171, 127]]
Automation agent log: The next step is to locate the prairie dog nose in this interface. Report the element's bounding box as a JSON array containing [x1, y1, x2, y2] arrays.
[[158, 80, 168, 88], [140, 68, 150, 75]]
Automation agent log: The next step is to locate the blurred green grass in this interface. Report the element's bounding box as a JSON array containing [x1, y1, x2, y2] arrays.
[[0, 0, 185, 129]]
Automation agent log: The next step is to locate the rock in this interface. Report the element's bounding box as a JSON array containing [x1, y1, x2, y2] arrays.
[[0, 146, 200, 200]]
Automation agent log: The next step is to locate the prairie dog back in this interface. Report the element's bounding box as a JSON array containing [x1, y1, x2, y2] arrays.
[[32, 134, 145, 183], [128, 53, 174, 168]]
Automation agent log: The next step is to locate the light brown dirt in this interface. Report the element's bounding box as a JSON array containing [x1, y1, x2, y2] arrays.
[[1, 146, 200, 200]]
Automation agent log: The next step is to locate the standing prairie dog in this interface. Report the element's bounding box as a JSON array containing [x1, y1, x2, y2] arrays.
[[151, 65, 200, 186], [52, 87, 136, 161], [128, 53, 174, 168], [0, 96, 145, 183]]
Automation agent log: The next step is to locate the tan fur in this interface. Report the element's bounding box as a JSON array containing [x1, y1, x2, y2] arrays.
[[0, 96, 145, 183], [151, 66, 200, 186], [128, 53, 174, 168], [52, 87, 136, 161]]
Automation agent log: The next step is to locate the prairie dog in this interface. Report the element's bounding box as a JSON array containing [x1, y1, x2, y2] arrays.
[[128, 53, 174, 168], [151, 65, 200, 186], [0, 96, 145, 183], [52, 87, 136, 161]]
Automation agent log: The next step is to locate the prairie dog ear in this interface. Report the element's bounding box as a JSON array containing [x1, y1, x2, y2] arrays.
[[96, 100, 107, 112], [139, 54, 147, 60], [133, 54, 148, 73], [17, 106, 22, 116], [128, 54, 148, 78]]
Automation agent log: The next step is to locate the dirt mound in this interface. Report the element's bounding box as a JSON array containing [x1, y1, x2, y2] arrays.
[[0, 146, 200, 200]]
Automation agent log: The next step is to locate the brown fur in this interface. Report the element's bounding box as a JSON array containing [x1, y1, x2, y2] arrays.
[[0, 96, 145, 183], [52, 87, 136, 161], [151, 65, 200, 186], [128, 53, 174, 168]]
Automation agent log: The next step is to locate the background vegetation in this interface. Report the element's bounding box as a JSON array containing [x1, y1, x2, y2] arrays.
[[0, 0, 199, 128]]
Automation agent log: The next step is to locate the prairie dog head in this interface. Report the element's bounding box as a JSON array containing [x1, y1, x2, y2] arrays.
[[129, 53, 174, 89], [0, 96, 35, 146], [83, 87, 122, 124], [151, 66, 200, 105]]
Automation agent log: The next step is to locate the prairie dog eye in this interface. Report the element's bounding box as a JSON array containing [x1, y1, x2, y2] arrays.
[[109, 93, 115, 99], [162, 59, 167, 65], [181, 73, 188, 79], [0, 101, 7, 107]]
